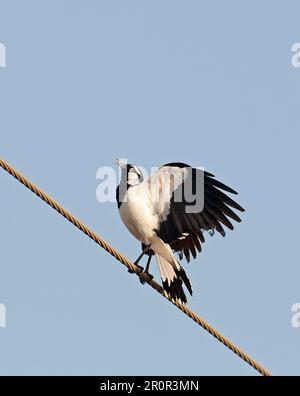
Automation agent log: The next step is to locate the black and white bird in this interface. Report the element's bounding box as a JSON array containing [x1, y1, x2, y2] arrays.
[[116, 160, 244, 304]]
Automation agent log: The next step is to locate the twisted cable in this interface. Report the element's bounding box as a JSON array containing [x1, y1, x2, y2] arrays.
[[0, 158, 271, 376]]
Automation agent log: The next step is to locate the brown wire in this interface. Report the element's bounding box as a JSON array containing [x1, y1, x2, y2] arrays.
[[0, 158, 272, 376]]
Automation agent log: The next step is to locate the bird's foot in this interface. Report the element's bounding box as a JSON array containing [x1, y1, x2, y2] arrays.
[[139, 271, 154, 285], [128, 264, 144, 274]]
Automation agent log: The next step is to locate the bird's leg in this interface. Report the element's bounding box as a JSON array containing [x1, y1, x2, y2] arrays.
[[145, 254, 152, 275], [133, 251, 145, 268], [139, 254, 154, 284], [128, 245, 150, 274]]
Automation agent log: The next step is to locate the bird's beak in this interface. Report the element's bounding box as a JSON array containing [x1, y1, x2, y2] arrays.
[[115, 159, 126, 169]]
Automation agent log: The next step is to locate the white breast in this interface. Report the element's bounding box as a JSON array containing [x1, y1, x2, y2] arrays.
[[119, 184, 158, 245]]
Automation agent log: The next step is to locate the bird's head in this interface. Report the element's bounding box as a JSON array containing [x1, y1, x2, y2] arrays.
[[116, 159, 144, 187]]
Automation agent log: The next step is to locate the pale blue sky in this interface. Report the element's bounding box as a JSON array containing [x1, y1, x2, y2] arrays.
[[0, 0, 300, 375]]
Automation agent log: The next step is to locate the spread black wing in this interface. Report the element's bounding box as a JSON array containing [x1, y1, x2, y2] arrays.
[[153, 163, 245, 262]]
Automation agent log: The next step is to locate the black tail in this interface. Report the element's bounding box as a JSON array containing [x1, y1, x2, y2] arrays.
[[156, 254, 192, 303]]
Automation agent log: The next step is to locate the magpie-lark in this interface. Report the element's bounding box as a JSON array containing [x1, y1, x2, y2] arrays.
[[116, 160, 244, 304]]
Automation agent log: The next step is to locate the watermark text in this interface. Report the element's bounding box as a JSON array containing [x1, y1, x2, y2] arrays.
[[291, 303, 300, 328], [0, 303, 6, 328], [96, 160, 204, 214], [0, 42, 6, 68], [291, 43, 300, 68]]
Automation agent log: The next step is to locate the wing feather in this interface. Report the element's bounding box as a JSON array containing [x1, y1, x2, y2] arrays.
[[143, 163, 244, 262]]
